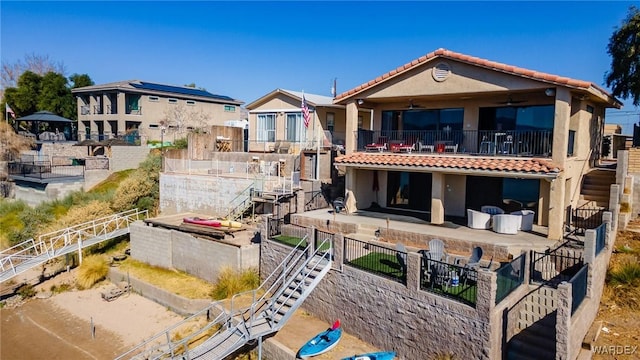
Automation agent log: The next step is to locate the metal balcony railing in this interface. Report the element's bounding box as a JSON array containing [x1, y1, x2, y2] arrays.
[[355, 129, 553, 157]]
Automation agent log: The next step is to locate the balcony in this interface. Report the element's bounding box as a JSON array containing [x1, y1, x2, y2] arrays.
[[81, 105, 91, 115], [93, 105, 103, 114], [356, 129, 553, 157], [126, 105, 142, 115]]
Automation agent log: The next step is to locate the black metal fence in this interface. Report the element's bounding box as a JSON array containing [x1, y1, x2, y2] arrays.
[[305, 190, 329, 211], [314, 228, 334, 256], [567, 206, 605, 235], [595, 223, 606, 256], [356, 129, 553, 157], [420, 256, 478, 307], [267, 216, 283, 238], [570, 264, 589, 314], [530, 242, 584, 285], [7, 162, 85, 180], [495, 253, 526, 304], [343, 237, 406, 284]]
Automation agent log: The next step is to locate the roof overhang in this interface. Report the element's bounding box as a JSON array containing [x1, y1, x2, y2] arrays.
[[335, 153, 561, 180]]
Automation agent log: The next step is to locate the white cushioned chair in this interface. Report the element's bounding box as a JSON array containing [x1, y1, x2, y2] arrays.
[[511, 210, 535, 231], [492, 214, 520, 234], [481, 205, 505, 216], [467, 209, 491, 229]]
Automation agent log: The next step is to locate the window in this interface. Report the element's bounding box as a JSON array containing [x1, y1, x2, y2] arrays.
[[257, 113, 276, 142], [125, 94, 141, 114], [168, 98, 178, 104], [149, 124, 159, 128], [327, 112, 335, 133], [224, 105, 236, 112], [149, 96, 159, 102], [568, 130, 576, 156], [286, 113, 306, 142], [186, 100, 195, 105]]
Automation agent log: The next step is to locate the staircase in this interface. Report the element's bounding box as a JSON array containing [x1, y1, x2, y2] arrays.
[[579, 169, 616, 208], [0, 209, 147, 283], [116, 236, 332, 360], [507, 286, 558, 360]]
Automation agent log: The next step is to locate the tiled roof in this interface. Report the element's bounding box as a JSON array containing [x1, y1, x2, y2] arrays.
[[335, 48, 613, 102], [334, 153, 561, 176]]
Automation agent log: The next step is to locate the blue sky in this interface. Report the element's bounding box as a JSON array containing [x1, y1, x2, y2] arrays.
[[1, 1, 638, 132]]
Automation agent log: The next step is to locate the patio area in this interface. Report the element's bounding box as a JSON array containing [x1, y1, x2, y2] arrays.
[[295, 208, 556, 259]]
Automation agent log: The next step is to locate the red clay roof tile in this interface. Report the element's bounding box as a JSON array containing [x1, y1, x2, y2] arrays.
[[335, 48, 611, 101], [334, 153, 561, 176]]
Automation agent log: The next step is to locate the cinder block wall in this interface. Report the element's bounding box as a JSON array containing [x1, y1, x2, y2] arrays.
[[110, 146, 151, 171], [14, 179, 84, 206], [130, 222, 260, 283], [159, 173, 253, 217], [261, 239, 491, 360], [130, 222, 173, 268]]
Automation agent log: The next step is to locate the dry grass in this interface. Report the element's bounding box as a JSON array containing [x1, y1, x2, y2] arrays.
[[117, 259, 214, 299], [593, 220, 640, 357], [210, 266, 259, 300], [76, 255, 109, 289]]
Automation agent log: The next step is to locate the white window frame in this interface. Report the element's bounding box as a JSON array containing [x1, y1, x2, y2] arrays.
[[149, 96, 159, 102], [257, 113, 276, 142], [168, 98, 178, 104], [224, 105, 236, 112], [186, 100, 196, 106], [285, 112, 306, 142]]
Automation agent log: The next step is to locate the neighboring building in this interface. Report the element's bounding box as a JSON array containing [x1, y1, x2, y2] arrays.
[[72, 80, 244, 143], [246, 89, 364, 153], [334, 48, 622, 240]]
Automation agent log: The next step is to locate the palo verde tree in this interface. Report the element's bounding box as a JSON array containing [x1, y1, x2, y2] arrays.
[[605, 6, 640, 105]]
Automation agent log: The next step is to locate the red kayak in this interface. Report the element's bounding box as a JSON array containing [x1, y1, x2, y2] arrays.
[[183, 217, 221, 227]]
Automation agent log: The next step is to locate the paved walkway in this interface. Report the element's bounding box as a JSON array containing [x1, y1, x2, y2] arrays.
[[298, 208, 559, 257]]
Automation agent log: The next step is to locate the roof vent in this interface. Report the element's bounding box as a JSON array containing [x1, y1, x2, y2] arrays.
[[432, 62, 451, 82]]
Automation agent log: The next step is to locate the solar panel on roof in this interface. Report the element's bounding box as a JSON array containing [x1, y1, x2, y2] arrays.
[[130, 82, 234, 101]]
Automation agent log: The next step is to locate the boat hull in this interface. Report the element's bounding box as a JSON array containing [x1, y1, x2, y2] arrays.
[[341, 351, 396, 360], [298, 327, 342, 359], [182, 217, 221, 227]]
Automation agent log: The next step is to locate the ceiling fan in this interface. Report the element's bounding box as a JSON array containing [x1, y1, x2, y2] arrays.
[[496, 96, 527, 106], [405, 100, 424, 110]]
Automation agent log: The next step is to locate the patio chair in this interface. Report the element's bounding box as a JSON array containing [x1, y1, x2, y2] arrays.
[[492, 214, 520, 234], [396, 242, 407, 275], [277, 141, 291, 154], [481, 205, 504, 216], [417, 141, 434, 153], [426, 239, 448, 263], [365, 137, 388, 152], [511, 209, 535, 231], [467, 209, 491, 229], [332, 197, 345, 213], [457, 246, 483, 270], [444, 143, 458, 153]]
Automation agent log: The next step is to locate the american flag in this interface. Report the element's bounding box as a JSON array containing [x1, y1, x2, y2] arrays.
[[301, 94, 311, 128]]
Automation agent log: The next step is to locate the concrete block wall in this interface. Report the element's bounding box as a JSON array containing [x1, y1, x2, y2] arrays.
[[36, 143, 88, 159], [130, 222, 173, 268], [107, 267, 210, 316], [171, 231, 242, 283], [83, 169, 111, 190], [110, 146, 151, 172], [260, 238, 494, 360], [159, 173, 253, 216], [14, 179, 84, 206], [131, 221, 260, 283]]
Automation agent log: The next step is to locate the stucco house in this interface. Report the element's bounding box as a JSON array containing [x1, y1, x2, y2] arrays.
[[72, 80, 244, 143], [246, 89, 366, 154], [334, 48, 622, 240]]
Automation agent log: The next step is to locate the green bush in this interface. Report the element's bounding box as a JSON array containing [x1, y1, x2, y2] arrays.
[[173, 137, 188, 149]]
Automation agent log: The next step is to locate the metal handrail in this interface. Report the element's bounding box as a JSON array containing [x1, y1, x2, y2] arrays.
[[226, 182, 254, 220]]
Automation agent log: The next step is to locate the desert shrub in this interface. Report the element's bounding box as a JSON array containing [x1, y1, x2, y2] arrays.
[[17, 284, 36, 299], [173, 137, 188, 149], [76, 255, 109, 289], [608, 256, 640, 285], [211, 267, 259, 300], [620, 202, 631, 213], [37, 200, 113, 237], [111, 152, 161, 214], [50, 283, 73, 294]]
